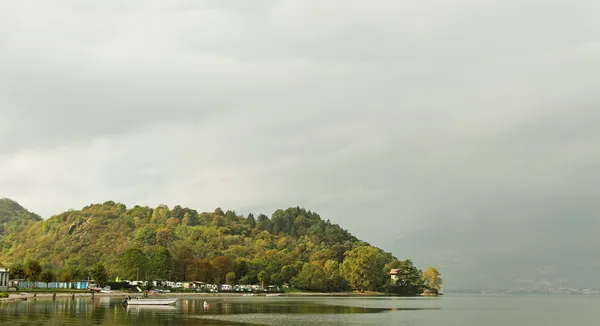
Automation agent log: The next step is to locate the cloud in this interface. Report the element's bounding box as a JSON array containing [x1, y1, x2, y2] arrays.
[[1, 0, 600, 286]]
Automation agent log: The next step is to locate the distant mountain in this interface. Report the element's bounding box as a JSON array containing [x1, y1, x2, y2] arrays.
[[388, 222, 600, 290]]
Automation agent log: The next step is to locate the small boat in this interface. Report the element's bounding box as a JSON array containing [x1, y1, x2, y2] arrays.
[[100, 286, 113, 293], [123, 297, 178, 306]]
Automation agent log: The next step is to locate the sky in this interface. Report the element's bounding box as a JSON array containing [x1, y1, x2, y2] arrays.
[[1, 0, 600, 288]]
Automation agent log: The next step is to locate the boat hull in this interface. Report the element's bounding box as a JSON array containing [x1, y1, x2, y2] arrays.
[[126, 298, 178, 305]]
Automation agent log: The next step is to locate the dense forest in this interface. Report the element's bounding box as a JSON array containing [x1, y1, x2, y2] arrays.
[[0, 198, 441, 294]]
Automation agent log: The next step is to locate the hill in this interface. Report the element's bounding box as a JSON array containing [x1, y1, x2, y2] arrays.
[[0, 198, 42, 252], [0, 200, 435, 293]]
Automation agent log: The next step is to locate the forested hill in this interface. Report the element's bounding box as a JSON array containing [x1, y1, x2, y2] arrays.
[[0, 198, 42, 236], [0, 200, 436, 293]]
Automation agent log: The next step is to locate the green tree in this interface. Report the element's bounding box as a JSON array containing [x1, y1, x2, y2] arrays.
[[40, 269, 55, 287], [292, 262, 327, 292], [257, 270, 268, 289], [182, 212, 198, 226], [341, 246, 387, 291], [148, 247, 173, 280], [58, 269, 73, 282], [270, 273, 284, 286], [246, 213, 256, 228], [134, 226, 156, 245], [89, 263, 109, 287], [256, 214, 272, 232], [239, 275, 250, 285], [422, 266, 442, 291], [10, 262, 25, 279], [323, 259, 346, 291], [280, 265, 298, 284], [226, 272, 236, 285], [119, 248, 148, 280], [151, 205, 171, 224], [387, 259, 423, 295], [24, 259, 42, 288]]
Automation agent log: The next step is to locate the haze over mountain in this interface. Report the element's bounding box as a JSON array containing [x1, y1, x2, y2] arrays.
[[1, 1, 599, 289]]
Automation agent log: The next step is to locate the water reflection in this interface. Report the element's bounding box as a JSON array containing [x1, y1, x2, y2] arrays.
[[182, 299, 396, 315], [0, 296, 438, 325]]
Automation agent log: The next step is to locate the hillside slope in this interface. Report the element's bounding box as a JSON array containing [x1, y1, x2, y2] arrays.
[[0, 201, 429, 292]]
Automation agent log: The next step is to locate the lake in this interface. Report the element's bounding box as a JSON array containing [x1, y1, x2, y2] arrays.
[[0, 294, 599, 325]]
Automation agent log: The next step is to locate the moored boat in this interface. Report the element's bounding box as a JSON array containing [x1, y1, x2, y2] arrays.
[[123, 298, 178, 306]]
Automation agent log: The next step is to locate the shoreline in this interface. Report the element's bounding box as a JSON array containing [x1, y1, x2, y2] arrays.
[[0, 290, 430, 303]]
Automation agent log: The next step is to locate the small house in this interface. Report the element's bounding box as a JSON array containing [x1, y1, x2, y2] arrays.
[[0, 267, 9, 291], [390, 269, 400, 281]]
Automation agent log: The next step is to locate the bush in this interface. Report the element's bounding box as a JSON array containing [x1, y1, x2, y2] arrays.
[[0, 292, 9, 298]]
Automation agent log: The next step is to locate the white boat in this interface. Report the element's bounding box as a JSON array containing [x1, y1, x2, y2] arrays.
[[124, 298, 178, 306]]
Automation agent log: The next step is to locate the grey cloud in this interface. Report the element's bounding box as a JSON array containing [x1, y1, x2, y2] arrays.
[[1, 0, 600, 288]]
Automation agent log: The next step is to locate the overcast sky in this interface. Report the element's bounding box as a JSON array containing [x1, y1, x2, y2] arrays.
[[1, 0, 600, 275]]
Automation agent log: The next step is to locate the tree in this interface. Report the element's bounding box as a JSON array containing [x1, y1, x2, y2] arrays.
[[280, 265, 298, 284], [270, 273, 284, 286], [257, 271, 268, 289], [58, 270, 73, 282], [387, 259, 424, 295], [239, 275, 250, 285], [292, 263, 327, 292], [156, 228, 175, 246], [151, 205, 171, 224], [40, 270, 55, 288], [323, 259, 346, 291], [171, 205, 184, 219], [256, 214, 272, 233], [148, 247, 173, 280], [89, 263, 109, 287], [182, 212, 198, 226], [134, 226, 156, 245], [341, 246, 387, 292], [119, 248, 148, 280], [422, 266, 442, 291], [10, 263, 25, 279], [226, 272, 236, 285], [24, 259, 42, 288], [213, 256, 231, 284], [246, 213, 256, 228]]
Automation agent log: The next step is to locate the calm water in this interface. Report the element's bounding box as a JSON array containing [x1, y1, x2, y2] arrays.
[[0, 294, 598, 325]]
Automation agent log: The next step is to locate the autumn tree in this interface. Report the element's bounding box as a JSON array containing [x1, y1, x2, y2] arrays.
[[422, 266, 442, 291]]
